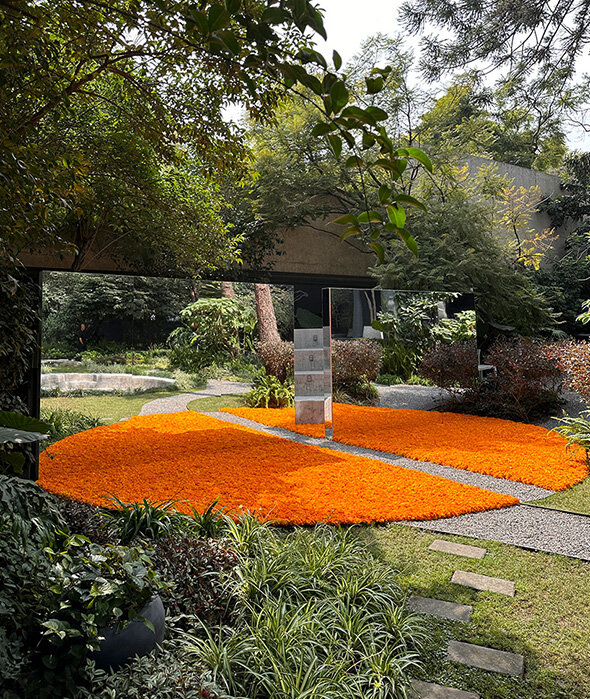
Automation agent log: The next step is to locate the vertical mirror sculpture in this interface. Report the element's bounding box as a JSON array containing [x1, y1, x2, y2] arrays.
[[319, 288, 478, 438]]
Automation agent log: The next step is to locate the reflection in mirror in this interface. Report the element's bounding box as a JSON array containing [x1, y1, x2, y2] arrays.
[[324, 288, 477, 438]]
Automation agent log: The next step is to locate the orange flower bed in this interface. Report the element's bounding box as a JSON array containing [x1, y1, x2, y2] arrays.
[[38, 411, 517, 525], [223, 405, 589, 491]]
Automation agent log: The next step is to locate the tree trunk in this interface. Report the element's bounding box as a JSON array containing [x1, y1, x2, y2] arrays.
[[221, 281, 235, 298], [254, 283, 280, 344]]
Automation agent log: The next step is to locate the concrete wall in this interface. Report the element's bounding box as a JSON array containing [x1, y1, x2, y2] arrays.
[[41, 373, 176, 393]]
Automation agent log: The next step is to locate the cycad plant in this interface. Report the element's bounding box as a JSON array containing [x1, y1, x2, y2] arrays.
[[552, 411, 590, 457]]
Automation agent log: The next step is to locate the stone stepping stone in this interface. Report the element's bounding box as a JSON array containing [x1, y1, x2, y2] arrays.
[[429, 539, 486, 559], [410, 678, 479, 698], [451, 570, 515, 596], [408, 595, 473, 622], [447, 640, 524, 677]]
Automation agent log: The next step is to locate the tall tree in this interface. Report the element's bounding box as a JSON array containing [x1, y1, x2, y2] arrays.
[[254, 283, 280, 344]]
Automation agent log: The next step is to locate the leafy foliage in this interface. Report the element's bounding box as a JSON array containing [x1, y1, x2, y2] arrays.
[[0, 477, 161, 698], [168, 298, 257, 371], [40, 408, 103, 445], [423, 337, 563, 420], [188, 523, 425, 698], [102, 496, 187, 546], [246, 370, 294, 409], [548, 339, 590, 404], [332, 339, 383, 403], [552, 412, 590, 455]]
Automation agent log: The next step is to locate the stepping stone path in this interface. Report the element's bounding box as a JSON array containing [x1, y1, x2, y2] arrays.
[[428, 539, 486, 559], [410, 679, 479, 698], [408, 595, 473, 623], [447, 640, 525, 678], [411, 537, 525, 694], [451, 570, 516, 597]]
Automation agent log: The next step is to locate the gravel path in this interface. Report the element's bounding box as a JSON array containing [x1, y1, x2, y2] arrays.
[[206, 412, 553, 502], [377, 384, 446, 410], [404, 505, 590, 561], [139, 380, 250, 416]]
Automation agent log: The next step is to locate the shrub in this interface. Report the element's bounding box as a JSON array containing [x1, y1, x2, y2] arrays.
[[0, 477, 161, 699], [53, 496, 116, 545], [152, 535, 238, 623], [168, 298, 257, 371], [187, 524, 425, 698], [40, 407, 103, 444], [256, 340, 294, 383], [246, 370, 294, 408], [431, 310, 477, 343], [423, 337, 564, 420], [375, 373, 432, 386], [552, 411, 590, 455], [419, 340, 479, 392], [550, 338, 590, 403], [102, 496, 189, 545], [332, 339, 382, 402]]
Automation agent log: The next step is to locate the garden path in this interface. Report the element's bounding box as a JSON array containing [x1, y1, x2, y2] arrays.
[[139, 379, 250, 415]]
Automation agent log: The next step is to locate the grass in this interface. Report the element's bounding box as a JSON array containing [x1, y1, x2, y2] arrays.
[[526, 476, 590, 515], [366, 524, 590, 699], [40, 390, 182, 424], [187, 393, 246, 413]]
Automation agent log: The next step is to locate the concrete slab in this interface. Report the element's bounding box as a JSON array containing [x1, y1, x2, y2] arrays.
[[451, 570, 515, 596], [410, 679, 479, 698], [447, 640, 524, 677], [408, 595, 473, 622], [429, 539, 486, 559]]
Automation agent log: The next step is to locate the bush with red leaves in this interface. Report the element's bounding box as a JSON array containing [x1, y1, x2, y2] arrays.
[[422, 336, 564, 420], [419, 340, 479, 394], [548, 338, 590, 404], [152, 536, 239, 624]]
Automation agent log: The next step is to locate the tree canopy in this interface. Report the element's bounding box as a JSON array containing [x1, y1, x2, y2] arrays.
[[1, 2, 431, 272]]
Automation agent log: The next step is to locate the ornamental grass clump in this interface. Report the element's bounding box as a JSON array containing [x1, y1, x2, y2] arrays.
[[187, 522, 425, 699]]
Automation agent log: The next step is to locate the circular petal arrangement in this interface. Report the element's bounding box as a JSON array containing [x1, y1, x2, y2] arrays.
[[39, 411, 517, 525], [223, 404, 589, 491]]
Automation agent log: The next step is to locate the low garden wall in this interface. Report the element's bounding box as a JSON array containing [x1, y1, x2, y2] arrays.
[[41, 373, 176, 393]]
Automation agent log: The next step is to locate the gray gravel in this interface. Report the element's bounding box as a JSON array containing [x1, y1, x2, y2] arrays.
[[206, 412, 553, 501], [377, 384, 446, 411], [139, 379, 250, 416], [403, 505, 590, 561]]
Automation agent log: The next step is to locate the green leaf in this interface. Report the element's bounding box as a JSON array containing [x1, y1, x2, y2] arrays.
[[187, 8, 209, 34], [378, 185, 393, 205], [369, 241, 385, 263], [362, 131, 375, 149], [387, 205, 406, 229], [340, 227, 361, 240], [340, 105, 376, 125], [330, 81, 349, 113], [394, 193, 427, 211], [311, 122, 336, 137], [0, 451, 25, 474], [397, 228, 419, 256], [345, 155, 363, 168], [365, 106, 388, 121], [262, 7, 289, 23], [332, 213, 358, 226], [214, 29, 241, 55], [0, 411, 51, 439], [333, 50, 342, 70], [208, 5, 231, 31], [224, 0, 241, 12], [358, 210, 383, 223], [327, 134, 342, 158], [405, 146, 433, 173], [365, 76, 384, 94]]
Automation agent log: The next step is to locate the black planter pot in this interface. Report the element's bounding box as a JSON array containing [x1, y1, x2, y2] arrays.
[[93, 595, 166, 671]]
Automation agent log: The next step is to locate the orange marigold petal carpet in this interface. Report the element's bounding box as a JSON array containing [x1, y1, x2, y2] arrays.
[[38, 411, 517, 525], [222, 405, 589, 491]]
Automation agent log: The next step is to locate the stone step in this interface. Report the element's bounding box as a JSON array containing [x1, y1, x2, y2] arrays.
[[451, 570, 515, 596], [408, 595, 473, 622], [447, 640, 525, 677], [410, 678, 479, 698], [429, 539, 486, 559]]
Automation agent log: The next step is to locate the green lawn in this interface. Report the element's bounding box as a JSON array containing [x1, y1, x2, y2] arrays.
[[526, 476, 590, 516], [187, 393, 246, 413], [40, 390, 182, 423], [367, 524, 589, 699]]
